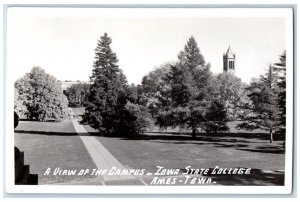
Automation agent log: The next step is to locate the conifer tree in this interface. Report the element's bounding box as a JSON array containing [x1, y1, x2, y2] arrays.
[[83, 33, 128, 133], [204, 100, 229, 133], [273, 51, 286, 128], [156, 36, 213, 138], [237, 65, 280, 143]]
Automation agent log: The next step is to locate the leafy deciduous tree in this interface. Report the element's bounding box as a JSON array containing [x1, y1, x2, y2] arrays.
[[65, 83, 90, 107], [14, 67, 68, 121], [213, 72, 249, 120]]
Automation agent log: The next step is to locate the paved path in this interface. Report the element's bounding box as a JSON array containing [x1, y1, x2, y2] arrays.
[[69, 109, 145, 185]]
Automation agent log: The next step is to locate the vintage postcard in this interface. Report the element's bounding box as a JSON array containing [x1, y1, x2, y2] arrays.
[[4, 6, 294, 194]]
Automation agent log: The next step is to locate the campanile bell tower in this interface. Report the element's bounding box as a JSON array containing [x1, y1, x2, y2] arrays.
[[223, 46, 236, 73]]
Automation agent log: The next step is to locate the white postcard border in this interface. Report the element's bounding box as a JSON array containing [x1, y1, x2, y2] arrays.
[[4, 6, 294, 195]]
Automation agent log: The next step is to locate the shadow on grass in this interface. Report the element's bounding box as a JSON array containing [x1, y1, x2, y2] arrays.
[[212, 143, 249, 148], [148, 131, 285, 141], [98, 132, 285, 154], [100, 132, 286, 154], [14, 130, 99, 137], [15, 126, 285, 154], [114, 133, 260, 144], [19, 119, 58, 122], [237, 145, 285, 154]]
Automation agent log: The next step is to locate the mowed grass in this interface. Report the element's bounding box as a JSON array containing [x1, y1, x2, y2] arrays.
[[14, 117, 101, 185], [71, 108, 285, 174], [94, 133, 285, 172], [18, 107, 281, 186], [88, 130, 285, 185], [13, 107, 285, 185]]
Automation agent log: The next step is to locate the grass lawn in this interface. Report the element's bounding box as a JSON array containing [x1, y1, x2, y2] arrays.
[[14, 117, 101, 185], [15, 107, 284, 185], [73, 107, 285, 185], [90, 132, 285, 185], [93, 133, 285, 172]]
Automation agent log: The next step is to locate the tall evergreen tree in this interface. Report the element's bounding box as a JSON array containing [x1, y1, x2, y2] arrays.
[[273, 51, 286, 128], [177, 36, 206, 70], [167, 64, 196, 107], [204, 100, 229, 133], [83, 33, 128, 133], [156, 36, 213, 138], [237, 65, 280, 143], [83, 33, 153, 135]]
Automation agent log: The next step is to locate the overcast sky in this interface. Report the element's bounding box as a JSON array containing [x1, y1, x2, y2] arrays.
[[7, 8, 288, 84]]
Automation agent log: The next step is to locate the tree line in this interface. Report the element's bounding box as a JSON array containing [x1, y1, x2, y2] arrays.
[[14, 33, 286, 142]]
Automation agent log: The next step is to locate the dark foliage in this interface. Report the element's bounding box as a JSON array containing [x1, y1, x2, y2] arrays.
[[65, 83, 90, 107], [83, 33, 153, 135]]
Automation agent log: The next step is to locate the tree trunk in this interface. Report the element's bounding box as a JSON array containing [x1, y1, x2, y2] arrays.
[[269, 129, 273, 143], [192, 128, 197, 139]]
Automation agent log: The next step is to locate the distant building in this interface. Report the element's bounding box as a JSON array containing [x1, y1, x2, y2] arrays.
[[59, 80, 91, 91], [223, 46, 236, 73]]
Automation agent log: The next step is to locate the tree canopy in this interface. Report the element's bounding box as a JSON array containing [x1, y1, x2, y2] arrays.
[[83, 33, 153, 135], [151, 36, 214, 138], [65, 83, 90, 107], [212, 72, 249, 120], [237, 65, 282, 143], [273, 51, 286, 128], [14, 66, 68, 121]]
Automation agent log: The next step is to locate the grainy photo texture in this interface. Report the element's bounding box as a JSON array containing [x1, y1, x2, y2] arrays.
[[7, 7, 293, 194]]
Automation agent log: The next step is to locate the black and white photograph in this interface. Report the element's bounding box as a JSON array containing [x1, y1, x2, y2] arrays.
[[3, 5, 294, 195]]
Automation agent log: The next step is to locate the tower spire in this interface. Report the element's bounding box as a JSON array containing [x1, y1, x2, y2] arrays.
[[223, 46, 236, 73]]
